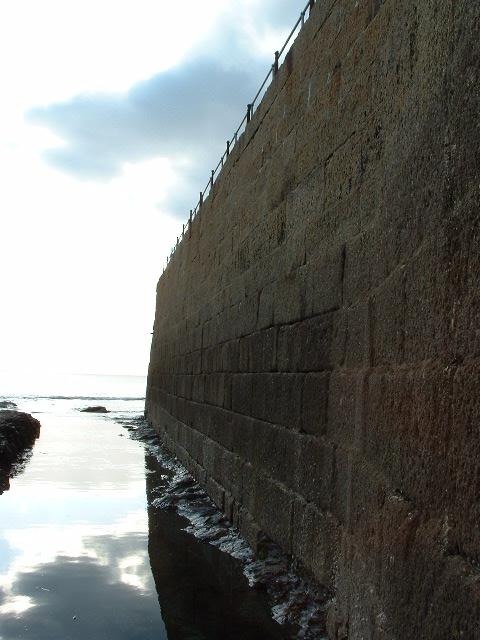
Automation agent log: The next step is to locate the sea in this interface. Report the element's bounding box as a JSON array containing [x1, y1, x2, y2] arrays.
[[0, 372, 300, 640], [0, 371, 147, 415]]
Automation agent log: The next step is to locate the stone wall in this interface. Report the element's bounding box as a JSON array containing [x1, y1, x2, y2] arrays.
[[146, 1, 480, 637]]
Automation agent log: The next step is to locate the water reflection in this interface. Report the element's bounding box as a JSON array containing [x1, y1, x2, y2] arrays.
[[0, 412, 166, 640], [0, 408, 291, 640], [0, 535, 167, 639]]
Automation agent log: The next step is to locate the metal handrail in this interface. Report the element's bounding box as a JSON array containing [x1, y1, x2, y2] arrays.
[[164, 0, 316, 271]]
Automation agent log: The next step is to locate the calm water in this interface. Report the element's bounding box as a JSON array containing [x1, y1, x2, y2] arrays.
[[0, 374, 291, 640]]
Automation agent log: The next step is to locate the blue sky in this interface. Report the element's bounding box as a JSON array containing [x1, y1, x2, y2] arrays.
[[0, 0, 302, 376]]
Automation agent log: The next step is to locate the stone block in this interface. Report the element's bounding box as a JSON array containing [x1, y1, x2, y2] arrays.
[[238, 336, 250, 372], [324, 130, 360, 212], [189, 429, 204, 465], [277, 314, 333, 372], [348, 458, 387, 536], [292, 498, 339, 587], [206, 476, 225, 511], [223, 374, 232, 410], [257, 281, 275, 330], [231, 374, 253, 415], [301, 315, 334, 371], [240, 461, 257, 515], [203, 374, 215, 406], [202, 318, 215, 350], [236, 506, 262, 551], [302, 372, 329, 436], [252, 422, 299, 487], [306, 246, 344, 314], [248, 328, 277, 373], [445, 196, 480, 361], [220, 450, 243, 501], [371, 265, 406, 366], [343, 222, 389, 306], [250, 374, 269, 422], [276, 323, 301, 372], [261, 373, 303, 430], [192, 350, 202, 375], [231, 413, 255, 462], [252, 472, 294, 555], [183, 399, 196, 428], [443, 361, 480, 564], [235, 295, 258, 338], [183, 375, 193, 400], [403, 235, 449, 364], [294, 435, 335, 511], [191, 374, 204, 403], [277, 230, 306, 278], [174, 397, 187, 425], [209, 406, 234, 451], [221, 339, 240, 373], [326, 369, 365, 448], [273, 267, 307, 326], [193, 402, 214, 438], [285, 164, 324, 236], [331, 302, 371, 368], [364, 365, 453, 512], [192, 325, 203, 351]]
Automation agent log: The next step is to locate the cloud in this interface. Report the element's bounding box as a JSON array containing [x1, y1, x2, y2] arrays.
[[248, 0, 306, 27], [26, 0, 306, 218], [195, 0, 306, 65], [28, 59, 259, 180]]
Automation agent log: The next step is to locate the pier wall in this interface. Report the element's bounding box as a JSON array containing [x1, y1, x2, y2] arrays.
[[146, 1, 480, 637]]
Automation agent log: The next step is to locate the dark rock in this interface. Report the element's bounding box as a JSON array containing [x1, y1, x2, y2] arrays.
[[0, 401, 17, 409], [0, 411, 41, 492], [80, 406, 110, 413]]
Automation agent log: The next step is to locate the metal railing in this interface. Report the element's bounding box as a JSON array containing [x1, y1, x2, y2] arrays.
[[164, 0, 316, 271]]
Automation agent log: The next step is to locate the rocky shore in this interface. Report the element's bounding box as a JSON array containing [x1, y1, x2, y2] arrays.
[[0, 410, 41, 492]]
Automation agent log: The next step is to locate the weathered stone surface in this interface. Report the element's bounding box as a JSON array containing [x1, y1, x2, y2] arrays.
[[146, 1, 480, 637], [301, 372, 329, 436], [292, 498, 339, 587]]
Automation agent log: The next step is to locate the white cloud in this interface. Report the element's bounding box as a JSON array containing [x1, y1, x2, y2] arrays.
[[0, 0, 225, 102], [27, 59, 259, 189]]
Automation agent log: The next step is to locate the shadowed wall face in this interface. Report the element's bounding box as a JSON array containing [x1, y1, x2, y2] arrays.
[[146, 1, 480, 637]]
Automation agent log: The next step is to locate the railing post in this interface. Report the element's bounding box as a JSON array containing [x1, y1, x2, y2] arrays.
[[199, 192, 203, 207], [309, 0, 315, 13], [226, 140, 230, 156], [273, 50, 279, 76], [246, 103, 252, 123], [210, 169, 214, 189], [189, 209, 192, 237]]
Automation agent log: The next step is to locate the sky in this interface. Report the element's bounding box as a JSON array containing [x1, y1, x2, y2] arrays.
[[0, 0, 302, 377]]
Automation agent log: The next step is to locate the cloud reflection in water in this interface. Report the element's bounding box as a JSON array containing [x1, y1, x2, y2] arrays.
[[0, 528, 167, 640]]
